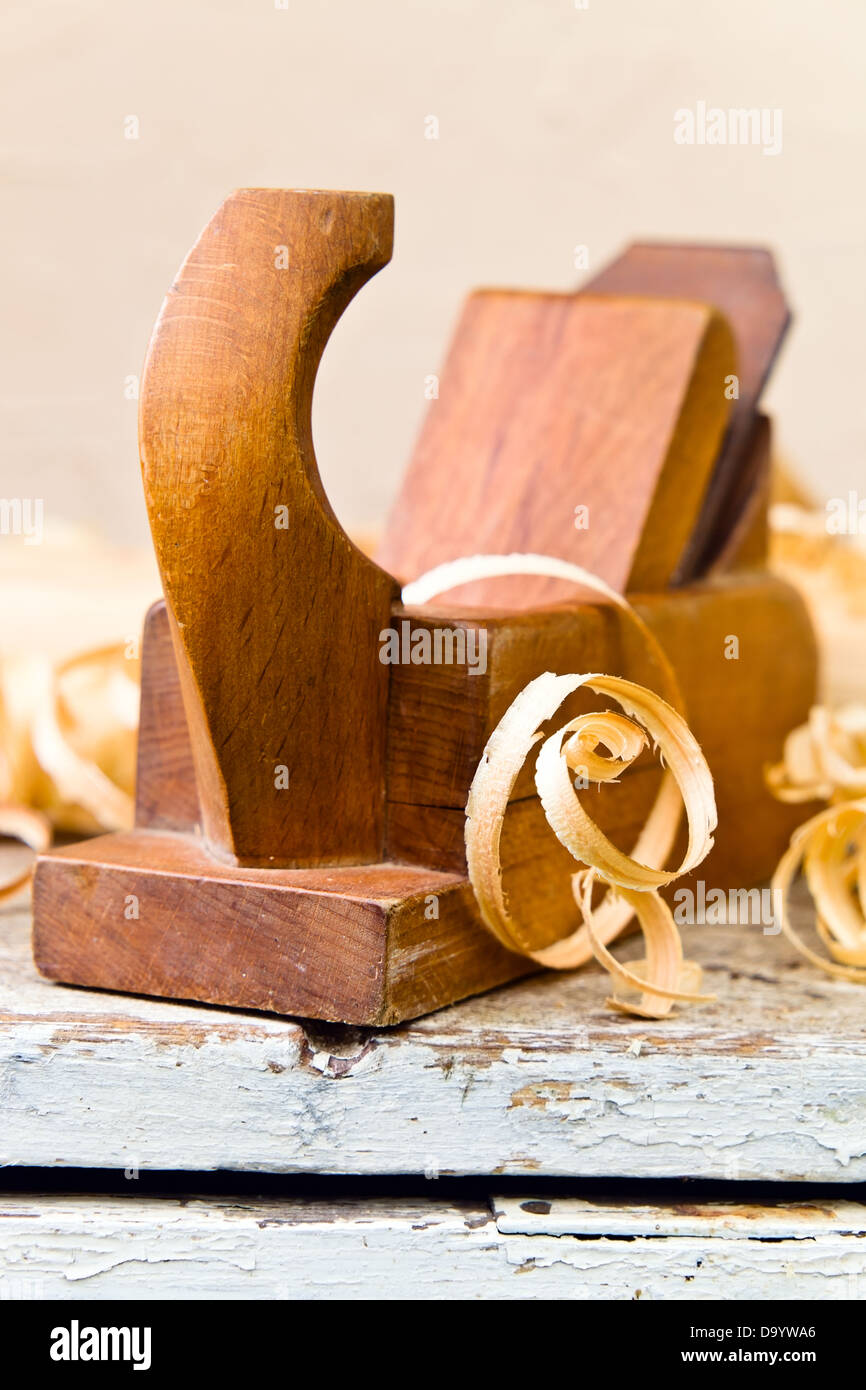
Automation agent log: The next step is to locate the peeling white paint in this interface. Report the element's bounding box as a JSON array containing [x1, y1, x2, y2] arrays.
[[2, 897, 865, 1181], [1, 1194, 864, 1300]]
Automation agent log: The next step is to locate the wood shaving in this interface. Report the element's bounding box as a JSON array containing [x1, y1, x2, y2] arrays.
[[0, 643, 139, 895], [0, 644, 137, 832], [0, 803, 51, 902], [403, 553, 717, 1017], [770, 502, 866, 706], [769, 704, 866, 981]]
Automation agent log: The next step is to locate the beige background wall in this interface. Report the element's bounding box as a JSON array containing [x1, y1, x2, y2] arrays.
[[3, 0, 863, 545]]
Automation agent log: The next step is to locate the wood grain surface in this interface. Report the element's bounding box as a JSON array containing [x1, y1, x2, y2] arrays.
[[585, 242, 790, 579], [32, 830, 533, 1025], [134, 600, 200, 833], [711, 412, 772, 572], [139, 189, 399, 867], [377, 291, 735, 606]]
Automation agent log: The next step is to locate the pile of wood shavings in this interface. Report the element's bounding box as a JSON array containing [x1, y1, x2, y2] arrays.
[[404, 554, 718, 1019]]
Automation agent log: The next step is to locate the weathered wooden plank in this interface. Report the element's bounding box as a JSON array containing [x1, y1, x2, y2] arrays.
[[0, 1194, 863, 1300], [493, 1195, 866, 1239], [2, 867, 865, 1182]]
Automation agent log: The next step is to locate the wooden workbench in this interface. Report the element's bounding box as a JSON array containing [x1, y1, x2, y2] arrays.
[[2, 853, 865, 1298]]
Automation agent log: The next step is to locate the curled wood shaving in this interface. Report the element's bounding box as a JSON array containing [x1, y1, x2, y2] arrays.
[[0, 643, 138, 898], [768, 705, 866, 803], [403, 553, 717, 1017], [769, 705, 866, 980], [769, 503, 866, 708], [0, 804, 51, 902], [0, 644, 137, 833], [576, 872, 714, 1017]]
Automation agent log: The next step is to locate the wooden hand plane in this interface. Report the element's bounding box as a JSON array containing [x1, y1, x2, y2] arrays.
[[32, 189, 817, 1024]]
